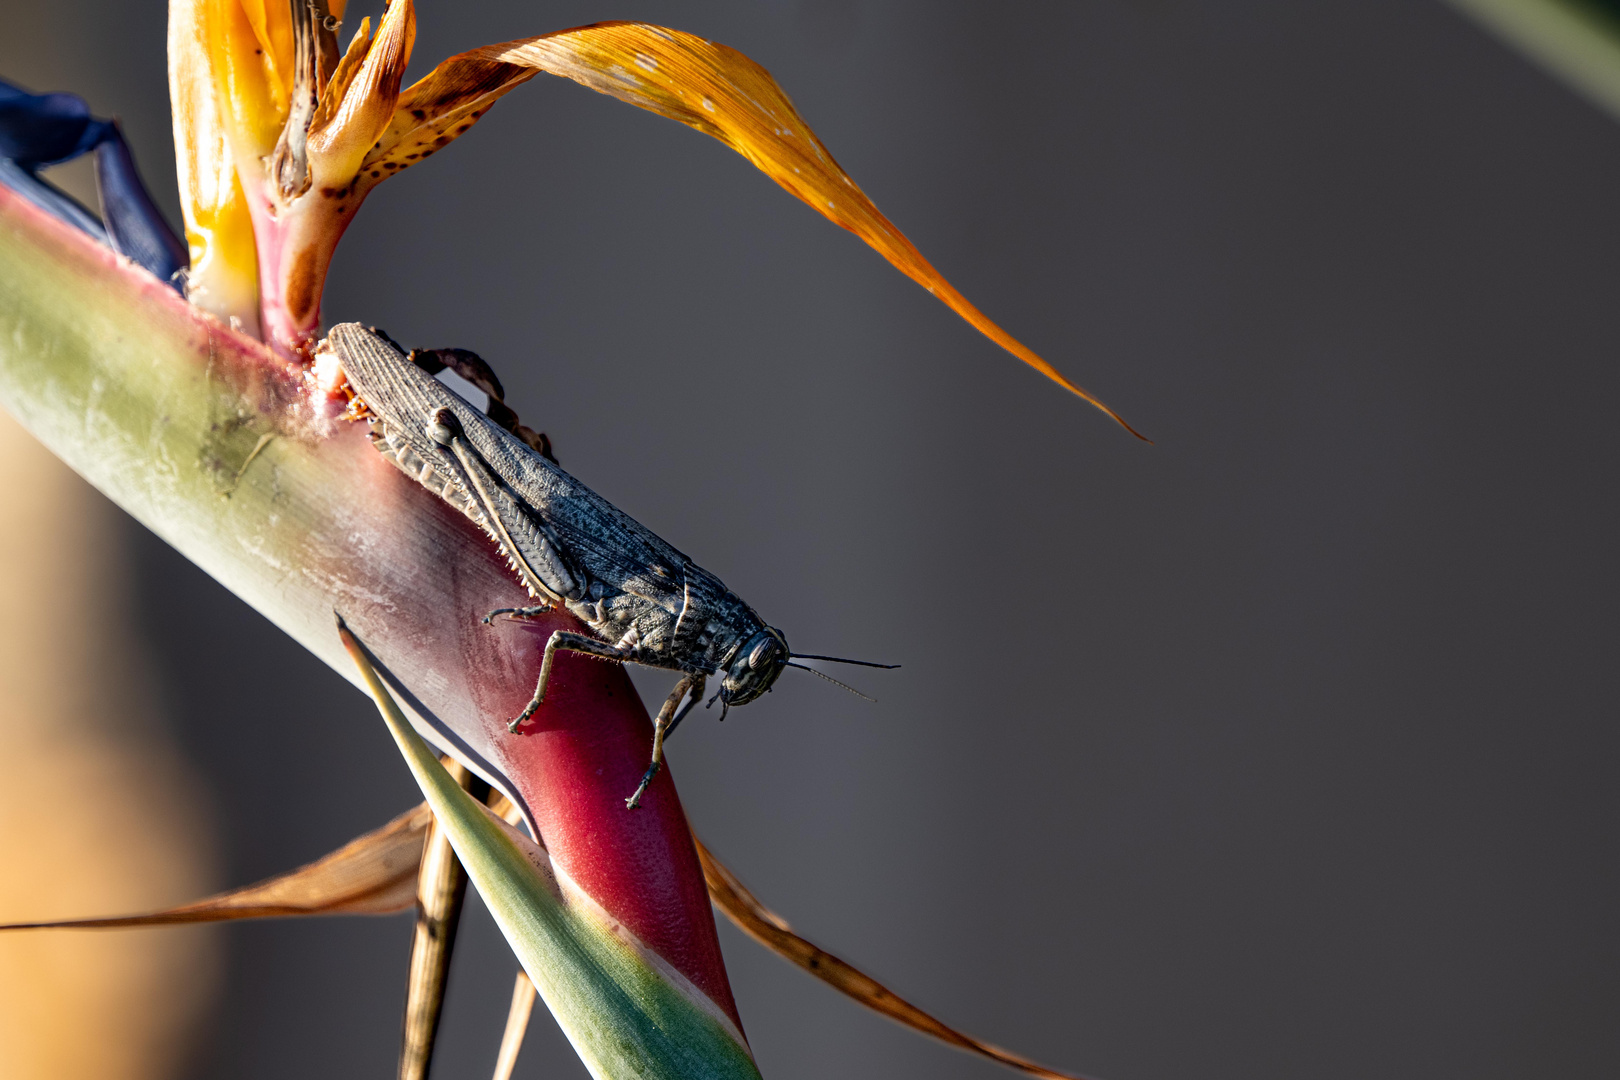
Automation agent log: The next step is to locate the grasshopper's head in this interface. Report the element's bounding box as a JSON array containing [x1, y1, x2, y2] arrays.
[[719, 628, 790, 707]]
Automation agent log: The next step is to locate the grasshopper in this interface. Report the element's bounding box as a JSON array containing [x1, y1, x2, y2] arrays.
[[320, 323, 892, 808]]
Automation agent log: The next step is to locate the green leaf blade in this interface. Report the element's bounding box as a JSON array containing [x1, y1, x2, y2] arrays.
[[343, 622, 760, 1080]]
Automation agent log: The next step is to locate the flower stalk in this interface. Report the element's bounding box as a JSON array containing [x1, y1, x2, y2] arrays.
[[0, 185, 750, 1076]]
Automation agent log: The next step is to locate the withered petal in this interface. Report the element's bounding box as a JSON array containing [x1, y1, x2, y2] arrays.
[[309, 15, 372, 141], [355, 54, 536, 189]]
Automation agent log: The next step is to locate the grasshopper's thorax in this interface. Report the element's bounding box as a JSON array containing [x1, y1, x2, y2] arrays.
[[565, 571, 779, 688]]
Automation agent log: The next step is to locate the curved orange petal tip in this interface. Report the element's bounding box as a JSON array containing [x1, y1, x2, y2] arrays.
[[472, 23, 1145, 437], [306, 0, 416, 189]]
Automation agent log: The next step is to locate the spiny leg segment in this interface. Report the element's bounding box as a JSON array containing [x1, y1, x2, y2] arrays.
[[485, 609, 707, 807], [483, 606, 550, 625], [495, 625, 632, 732], [626, 673, 705, 810]]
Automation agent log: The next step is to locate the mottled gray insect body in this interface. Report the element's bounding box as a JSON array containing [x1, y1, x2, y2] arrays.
[[322, 323, 813, 806]]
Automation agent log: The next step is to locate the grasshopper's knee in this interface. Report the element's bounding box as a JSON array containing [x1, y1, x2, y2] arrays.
[[506, 631, 613, 735]]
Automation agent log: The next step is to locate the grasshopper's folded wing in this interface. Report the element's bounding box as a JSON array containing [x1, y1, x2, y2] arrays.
[[326, 323, 583, 604]]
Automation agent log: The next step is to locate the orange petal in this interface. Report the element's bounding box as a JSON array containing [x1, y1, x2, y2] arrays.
[[0, 804, 430, 930], [306, 0, 416, 190], [475, 23, 1141, 435], [354, 53, 537, 190], [308, 15, 372, 139], [696, 838, 1095, 1080]]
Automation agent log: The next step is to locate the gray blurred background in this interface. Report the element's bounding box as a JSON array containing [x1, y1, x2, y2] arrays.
[[5, 2, 1619, 1078]]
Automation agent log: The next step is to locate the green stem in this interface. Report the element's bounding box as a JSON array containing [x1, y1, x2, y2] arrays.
[[0, 185, 757, 1080]]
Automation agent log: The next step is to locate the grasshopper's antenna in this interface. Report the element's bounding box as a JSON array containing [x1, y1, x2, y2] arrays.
[[786, 662, 878, 702], [789, 653, 900, 670]]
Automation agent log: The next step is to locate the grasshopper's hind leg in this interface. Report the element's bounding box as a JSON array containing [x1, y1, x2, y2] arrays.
[[508, 630, 630, 732], [482, 605, 551, 625], [626, 674, 705, 810]]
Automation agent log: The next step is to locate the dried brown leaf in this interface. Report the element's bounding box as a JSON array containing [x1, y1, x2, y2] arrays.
[[0, 804, 429, 929], [398, 758, 485, 1080], [695, 837, 1094, 1080], [492, 970, 538, 1080], [0, 781, 1087, 1079]]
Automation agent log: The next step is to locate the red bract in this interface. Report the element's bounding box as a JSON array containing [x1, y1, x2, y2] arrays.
[[0, 184, 740, 1031], [481, 609, 740, 1026], [334, 500, 740, 1026]]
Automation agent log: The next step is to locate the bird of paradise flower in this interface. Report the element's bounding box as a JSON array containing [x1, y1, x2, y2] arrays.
[[170, 0, 1141, 437], [0, 2, 1139, 1078]]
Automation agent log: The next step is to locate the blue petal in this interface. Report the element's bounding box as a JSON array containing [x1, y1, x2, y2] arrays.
[[95, 124, 187, 287], [0, 79, 105, 168], [0, 77, 187, 289]]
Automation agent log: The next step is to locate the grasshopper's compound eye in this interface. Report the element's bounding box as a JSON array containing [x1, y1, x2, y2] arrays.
[[722, 628, 789, 707], [748, 635, 777, 670], [425, 407, 461, 447]]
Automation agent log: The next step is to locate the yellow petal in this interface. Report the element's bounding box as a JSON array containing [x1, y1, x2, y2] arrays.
[[167, 0, 260, 332], [202, 0, 290, 161], [475, 23, 1140, 435], [233, 0, 295, 112], [306, 0, 416, 190]]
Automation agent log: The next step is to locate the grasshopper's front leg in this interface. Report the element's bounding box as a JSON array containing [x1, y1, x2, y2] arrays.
[[508, 630, 631, 732], [626, 674, 705, 810]]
